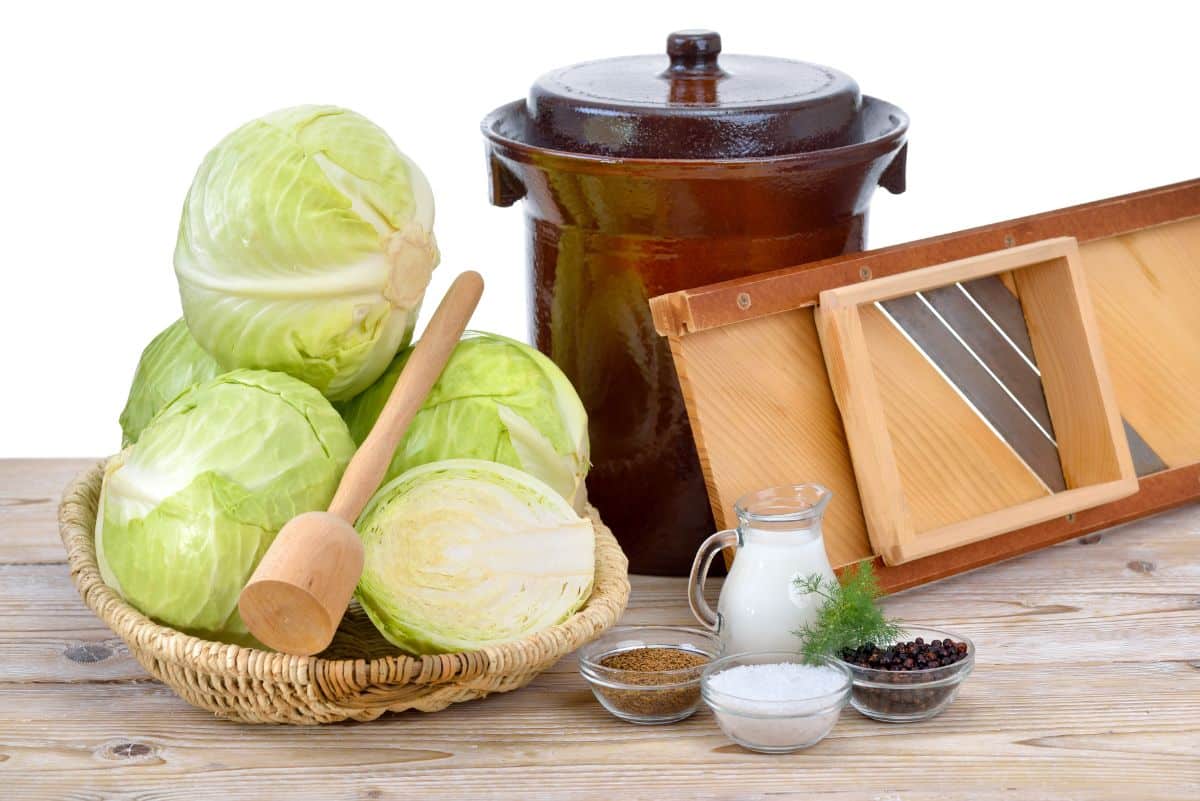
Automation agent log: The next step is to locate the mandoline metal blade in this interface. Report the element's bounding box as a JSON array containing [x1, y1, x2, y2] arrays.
[[878, 290, 1067, 492], [959, 276, 1166, 477], [881, 274, 1166, 483]]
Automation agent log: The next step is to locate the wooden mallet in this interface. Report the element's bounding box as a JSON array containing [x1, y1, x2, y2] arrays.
[[239, 271, 485, 655]]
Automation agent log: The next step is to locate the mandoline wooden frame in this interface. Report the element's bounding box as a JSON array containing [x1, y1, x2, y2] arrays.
[[813, 238, 1137, 565], [649, 179, 1200, 593]]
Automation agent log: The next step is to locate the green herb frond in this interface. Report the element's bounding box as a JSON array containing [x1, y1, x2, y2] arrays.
[[793, 561, 902, 663]]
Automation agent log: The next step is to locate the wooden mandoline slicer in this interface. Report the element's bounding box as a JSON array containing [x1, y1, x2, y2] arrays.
[[649, 179, 1200, 592]]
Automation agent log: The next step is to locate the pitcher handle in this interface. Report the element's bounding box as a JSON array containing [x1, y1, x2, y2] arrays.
[[688, 529, 739, 631]]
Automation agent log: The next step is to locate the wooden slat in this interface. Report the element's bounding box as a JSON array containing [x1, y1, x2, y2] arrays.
[[814, 304, 914, 563], [878, 292, 1067, 492], [871, 461, 1200, 592], [1013, 244, 1135, 491], [822, 239, 1077, 308], [997, 270, 1020, 297], [900, 482, 1143, 564], [860, 305, 1049, 537], [667, 310, 874, 568], [1080, 218, 1200, 468], [649, 179, 1200, 336]]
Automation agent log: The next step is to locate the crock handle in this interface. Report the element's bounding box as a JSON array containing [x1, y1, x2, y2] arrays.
[[879, 142, 908, 195], [688, 529, 738, 631], [486, 151, 526, 207]]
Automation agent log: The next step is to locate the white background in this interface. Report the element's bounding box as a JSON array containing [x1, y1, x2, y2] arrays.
[[2, 0, 1197, 457]]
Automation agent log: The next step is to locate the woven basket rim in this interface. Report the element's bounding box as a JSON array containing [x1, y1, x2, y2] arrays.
[[59, 458, 631, 703]]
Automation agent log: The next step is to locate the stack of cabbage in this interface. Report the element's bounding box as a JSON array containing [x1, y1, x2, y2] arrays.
[[98, 105, 594, 654]]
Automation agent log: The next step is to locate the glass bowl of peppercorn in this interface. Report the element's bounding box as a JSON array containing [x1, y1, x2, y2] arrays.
[[835, 626, 974, 723], [578, 625, 722, 724]]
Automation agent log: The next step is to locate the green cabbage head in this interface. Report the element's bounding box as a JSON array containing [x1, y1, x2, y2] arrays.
[[339, 332, 589, 510], [97, 369, 356, 646], [119, 318, 222, 447], [174, 105, 438, 401], [355, 459, 595, 654]]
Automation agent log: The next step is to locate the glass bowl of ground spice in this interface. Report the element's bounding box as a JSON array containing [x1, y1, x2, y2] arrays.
[[578, 626, 721, 724], [835, 626, 975, 723]]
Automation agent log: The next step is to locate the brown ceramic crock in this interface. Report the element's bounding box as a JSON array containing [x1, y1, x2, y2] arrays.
[[482, 31, 908, 575]]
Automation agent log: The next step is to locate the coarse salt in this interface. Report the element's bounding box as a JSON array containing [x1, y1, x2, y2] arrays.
[[705, 662, 848, 752], [707, 662, 846, 701]]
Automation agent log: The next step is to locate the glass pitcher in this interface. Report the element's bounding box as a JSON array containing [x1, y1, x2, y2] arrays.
[[688, 484, 836, 654]]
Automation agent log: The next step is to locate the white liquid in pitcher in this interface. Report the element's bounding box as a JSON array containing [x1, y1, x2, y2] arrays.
[[716, 526, 837, 654]]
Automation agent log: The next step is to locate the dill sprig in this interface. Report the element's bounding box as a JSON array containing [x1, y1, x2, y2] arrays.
[[793, 561, 902, 663]]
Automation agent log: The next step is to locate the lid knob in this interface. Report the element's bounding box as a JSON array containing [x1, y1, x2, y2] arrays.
[[665, 30, 724, 76]]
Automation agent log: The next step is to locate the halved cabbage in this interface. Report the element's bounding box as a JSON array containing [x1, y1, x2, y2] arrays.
[[339, 332, 589, 509], [174, 105, 438, 401], [118, 318, 222, 447], [355, 459, 595, 655], [97, 370, 356, 646]]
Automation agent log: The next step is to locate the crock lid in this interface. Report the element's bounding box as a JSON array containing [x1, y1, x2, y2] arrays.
[[526, 30, 864, 159]]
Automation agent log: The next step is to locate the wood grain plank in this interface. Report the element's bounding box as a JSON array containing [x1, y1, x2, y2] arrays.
[[0, 458, 98, 565], [871, 462, 1200, 592], [8, 510, 1200, 685], [814, 303, 914, 563], [1, 460, 1198, 800], [667, 310, 874, 568], [877, 293, 1067, 492], [860, 304, 1048, 537], [897, 481, 1150, 565], [649, 181, 1200, 336], [1080, 218, 1200, 468], [0, 661, 1196, 801], [823, 239, 1077, 309], [1014, 247, 1135, 490]]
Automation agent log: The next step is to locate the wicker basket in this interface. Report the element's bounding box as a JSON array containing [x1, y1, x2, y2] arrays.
[[59, 461, 630, 724]]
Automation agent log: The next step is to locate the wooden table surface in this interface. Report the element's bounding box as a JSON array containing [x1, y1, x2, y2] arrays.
[[2, 459, 1197, 800]]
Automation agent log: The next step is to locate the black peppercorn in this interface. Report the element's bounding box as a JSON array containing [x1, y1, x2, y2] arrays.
[[839, 637, 970, 717]]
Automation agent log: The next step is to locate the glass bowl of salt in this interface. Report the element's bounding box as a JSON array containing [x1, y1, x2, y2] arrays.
[[701, 652, 852, 753]]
